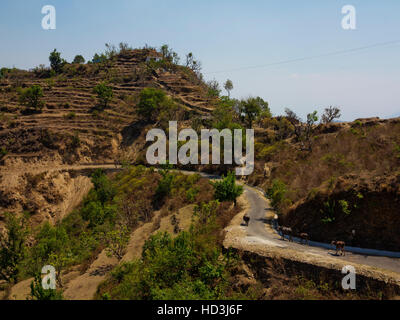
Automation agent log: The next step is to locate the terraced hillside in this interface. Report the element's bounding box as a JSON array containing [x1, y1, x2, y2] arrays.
[[0, 48, 214, 222], [0, 49, 212, 167]]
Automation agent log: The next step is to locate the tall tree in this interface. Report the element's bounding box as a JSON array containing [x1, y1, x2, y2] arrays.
[[321, 106, 341, 124], [224, 79, 233, 97], [239, 97, 270, 128], [49, 49, 65, 73]]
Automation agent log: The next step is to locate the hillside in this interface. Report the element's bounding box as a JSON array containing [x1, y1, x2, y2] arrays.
[[248, 116, 400, 251], [0, 48, 212, 167], [0, 47, 214, 223], [0, 45, 399, 301]]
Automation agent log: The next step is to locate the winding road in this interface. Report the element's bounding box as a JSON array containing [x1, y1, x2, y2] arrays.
[[3, 163, 400, 275], [242, 184, 400, 274]]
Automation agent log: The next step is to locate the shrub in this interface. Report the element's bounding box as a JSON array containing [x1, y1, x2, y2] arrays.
[[0, 213, 28, 283], [238, 96, 270, 128], [136, 88, 167, 122], [267, 179, 287, 208], [91, 169, 117, 204], [394, 144, 400, 159], [72, 55, 85, 64], [155, 170, 175, 203], [29, 273, 63, 300], [18, 85, 45, 111], [49, 49, 65, 73], [211, 171, 243, 206], [91, 53, 108, 64], [104, 225, 130, 260], [93, 82, 113, 110], [338, 200, 351, 215], [0, 147, 7, 160], [69, 133, 81, 150], [64, 112, 76, 120]]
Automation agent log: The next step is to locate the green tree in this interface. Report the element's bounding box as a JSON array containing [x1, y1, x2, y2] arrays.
[[18, 85, 45, 111], [136, 88, 167, 122], [0, 213, 28, 283], [104, 225, 130, 260], [93, 82, 113, 110], [92, 53, 108, 64], [212, 97, 242, 131], [223, 79, 233, 97], [27, 222, 70, 277], [49, 49, 65, 73], [206, 79, 221, 99], [302, 111, 318, 151], [267, 179, 287, 208], [239, 97, 270, 128], [48, 252, 74, 288], [211, 172, 243, 206], [72, 55, 85, 64]]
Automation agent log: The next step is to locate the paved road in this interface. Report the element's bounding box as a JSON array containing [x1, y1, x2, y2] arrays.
[[243, 185, 400, 274]]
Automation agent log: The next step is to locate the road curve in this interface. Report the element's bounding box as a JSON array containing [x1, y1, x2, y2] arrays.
[[243, 184, 400, 274], [3, 164, 400, 274]]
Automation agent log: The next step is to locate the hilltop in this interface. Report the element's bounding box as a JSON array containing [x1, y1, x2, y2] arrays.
[[0, 46, 215, 222], [0, 47, 213, 167]]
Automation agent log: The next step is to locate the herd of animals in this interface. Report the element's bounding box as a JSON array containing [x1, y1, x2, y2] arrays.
[[242, 215, 346, 256]]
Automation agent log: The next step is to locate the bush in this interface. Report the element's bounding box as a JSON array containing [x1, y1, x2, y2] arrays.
[[29, 273, 63, 300], [238, 97, 270, 128], [64, 112, 76, 120], [72, 55, 85, 64], [0, 147, 7, 160], [18, 85, 45, 111], [49, 49, 65, 74], [211, 172, 243, 206], [136, 88, 167, 122], [93, 82, 113, 110], [267, 179, 287, 208], [0, 213, 28, 283]]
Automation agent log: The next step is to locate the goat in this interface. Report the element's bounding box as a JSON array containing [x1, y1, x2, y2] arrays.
[[299, 233, 309, 245], [331, 240, 345, 256], [243, 215, 250, 226], [277, 226, 293, 242]]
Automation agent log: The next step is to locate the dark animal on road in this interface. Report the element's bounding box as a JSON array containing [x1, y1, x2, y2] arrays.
[[331, 240, 345, 256], [277, 226, 293, 242], [299, 233, 309, 245], [243, 215, 250, 226]]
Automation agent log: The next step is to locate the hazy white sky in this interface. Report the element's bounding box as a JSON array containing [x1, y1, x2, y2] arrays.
[[0, 0, 399, 121]]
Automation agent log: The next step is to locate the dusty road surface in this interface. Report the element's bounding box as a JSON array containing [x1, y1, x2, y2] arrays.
[[243, 185, 400, 274]]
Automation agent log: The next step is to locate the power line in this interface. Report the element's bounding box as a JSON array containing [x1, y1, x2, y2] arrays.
[[205, 40, 400, 75]]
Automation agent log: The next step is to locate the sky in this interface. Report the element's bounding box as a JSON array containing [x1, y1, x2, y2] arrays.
[[0, 0, 399, 121]]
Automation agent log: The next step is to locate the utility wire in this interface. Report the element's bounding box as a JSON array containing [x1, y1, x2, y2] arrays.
[[205, 40, 400, 75]]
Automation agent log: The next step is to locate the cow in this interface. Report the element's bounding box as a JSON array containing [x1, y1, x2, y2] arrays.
[[243, 214, 250, 226], [277, 226, 293, 242], [299, 233, 309, 245], [331, 240, 345, 256]]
